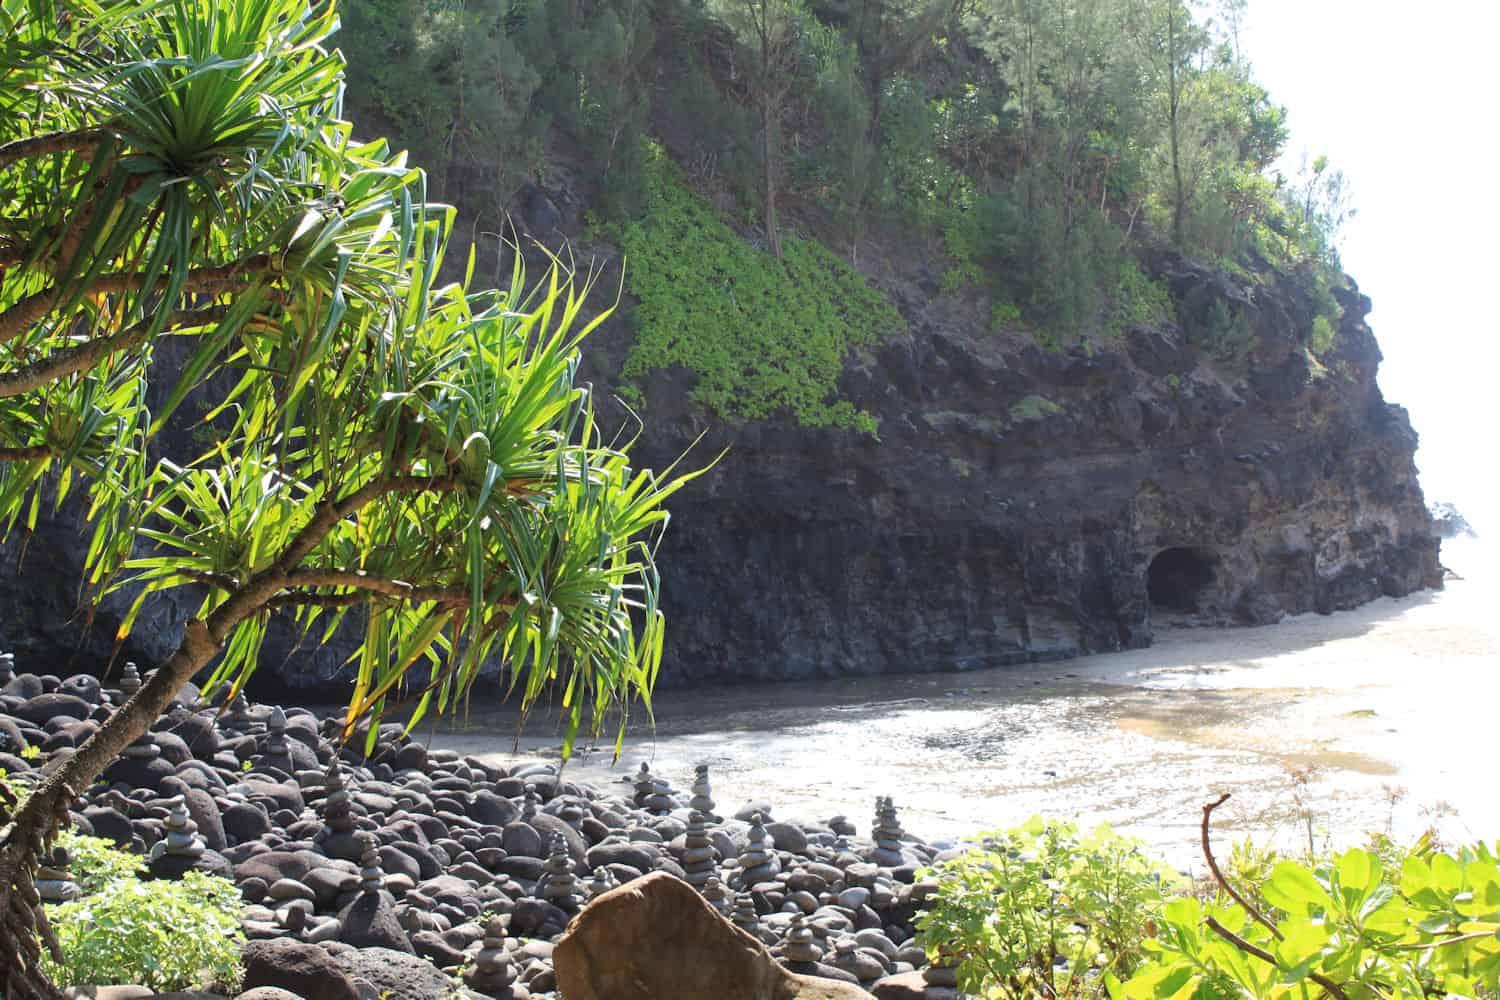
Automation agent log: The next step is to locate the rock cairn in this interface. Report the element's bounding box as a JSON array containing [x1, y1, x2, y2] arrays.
[[539, 832, 580, 912], [357, 833, 385, 894], [703, 874, 731, 915], [632, 762, 676, 813], [870, 795, 906, 866], [735, 812, 781, 887], [681, 810, 716, 888], [782, 914, 823, 964], [264, 705, 290, 757], [117, 661, 141, 699], [34, 846, 80, 903], [586, 866, 618, 900], [464, 914, 519, 994], [522, 784, 541, 821], [148, 796, 206, 878], [317, 760, 362, 861], [690, 763, 717, 818], [731, 892, 760, 936]]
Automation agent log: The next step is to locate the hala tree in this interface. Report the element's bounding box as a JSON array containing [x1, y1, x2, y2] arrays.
[[0, 0, 696, 993]]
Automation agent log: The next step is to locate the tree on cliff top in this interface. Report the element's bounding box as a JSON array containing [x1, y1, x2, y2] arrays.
[[0, 0, 696, 992]]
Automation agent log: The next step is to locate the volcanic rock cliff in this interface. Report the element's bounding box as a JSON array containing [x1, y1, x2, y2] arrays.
[[0, 225, 1441, 691], [570, 243, 1441, 684]]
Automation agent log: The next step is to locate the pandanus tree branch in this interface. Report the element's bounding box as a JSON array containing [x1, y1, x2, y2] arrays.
[[0, 305, 232, 398], [0, 255, 276, 345], [0, 128, 115, 170]]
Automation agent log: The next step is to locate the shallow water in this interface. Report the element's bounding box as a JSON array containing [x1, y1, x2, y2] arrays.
[[432, 538, 1499, 869]]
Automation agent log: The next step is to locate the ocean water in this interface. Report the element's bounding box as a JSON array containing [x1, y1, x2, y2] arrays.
[[435, 535, 1499, 869]]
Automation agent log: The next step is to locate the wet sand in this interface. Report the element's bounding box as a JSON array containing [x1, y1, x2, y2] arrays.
[[430, 539, 1498, 868]]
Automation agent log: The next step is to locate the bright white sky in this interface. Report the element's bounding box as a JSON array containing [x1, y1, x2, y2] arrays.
[[1240, 2, 1500, 533]]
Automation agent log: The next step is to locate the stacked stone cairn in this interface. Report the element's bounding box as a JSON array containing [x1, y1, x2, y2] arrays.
[[731, 891, 760, 936], [869, 795, 906, 867], [464, 914, 520, 996], [316, 760, 362, 861], [703, 874, 731, 915], [538, 832, 580, 912], [586, 866, 618, 900], [262, 705, 291, 760], [632, 762, 676, 813], [734, 812, 781, 887], [781, 913, 824, 965], [358, 833, 385, 894], [34, 846, 80, 903], [148, 796, 206, 878], [681, 810, 716, 888], [117, 660, 141, 699], [689, 762, 718, 819], [0, 646, 954, 999]]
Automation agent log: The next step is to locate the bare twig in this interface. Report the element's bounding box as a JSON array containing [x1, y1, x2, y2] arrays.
[[1201, 792, 1282, 941], [1201, 795, 1352, 1000]]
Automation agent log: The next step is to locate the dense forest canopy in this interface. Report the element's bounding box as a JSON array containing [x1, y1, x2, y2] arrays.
[[341, 0, 1352, 351]]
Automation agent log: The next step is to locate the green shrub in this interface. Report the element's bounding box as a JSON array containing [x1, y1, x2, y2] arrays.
[[1310, 314, 1336, 355], [1124, 842, 1500, 998], [1188, 299, 1256, 370], [54, 831, 143, 895], [43, 871, 245, 992], [617, 145, 904, 431], [1008, 395, 1063, 423], [916, 818, 1181, 999], [1109, 261, 1174, 337], [991, 300, 1023, 331]]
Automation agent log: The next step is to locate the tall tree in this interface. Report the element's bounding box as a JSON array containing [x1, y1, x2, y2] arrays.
[[0, 0, 693, 993], [714, 0, 803, 257]]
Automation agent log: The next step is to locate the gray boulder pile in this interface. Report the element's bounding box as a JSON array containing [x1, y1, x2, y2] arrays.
[[0, 655, 962, 999]]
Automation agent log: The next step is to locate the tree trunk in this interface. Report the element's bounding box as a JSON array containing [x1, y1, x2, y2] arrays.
[[0, 620, 220, 998], [1167, 3, 1184, 248], [761, 83, 781, 258]]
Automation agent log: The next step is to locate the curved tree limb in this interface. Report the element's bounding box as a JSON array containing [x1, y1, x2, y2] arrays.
[[0, 254, 276, 345], [0, 305, 231, 398], [0, 128, 113, 170]]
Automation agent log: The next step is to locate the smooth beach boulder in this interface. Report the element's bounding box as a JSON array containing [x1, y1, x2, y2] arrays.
[[554, 871, 871, 1000]]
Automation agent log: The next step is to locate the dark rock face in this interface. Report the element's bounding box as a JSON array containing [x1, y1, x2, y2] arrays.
[[565, 253, 1442, 683]]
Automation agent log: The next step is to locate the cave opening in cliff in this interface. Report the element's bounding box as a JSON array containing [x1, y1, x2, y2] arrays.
[[1148, 547, 1219, 613]]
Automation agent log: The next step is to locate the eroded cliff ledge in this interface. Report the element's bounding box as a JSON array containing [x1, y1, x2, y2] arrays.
[[576, 249, 1441, 684]]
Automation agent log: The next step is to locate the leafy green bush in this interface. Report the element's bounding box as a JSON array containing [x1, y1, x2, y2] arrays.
[[43, 871, 245, 992], [1310, 314, 1336, 356], [617, 145, 904, 431], [55, 831, 142, 895], [1124, 843, 1500, 998], [991, 300, 1023, 331], [1008, 395, 1063, 423], [1110, 261, 1174, 337], [916, 818, 1181, 998]]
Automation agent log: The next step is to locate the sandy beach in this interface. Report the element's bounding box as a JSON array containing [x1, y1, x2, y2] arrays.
[[433, 538, 1498, 868]]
